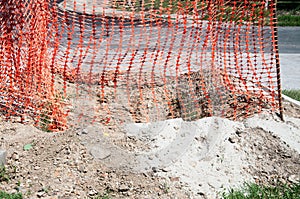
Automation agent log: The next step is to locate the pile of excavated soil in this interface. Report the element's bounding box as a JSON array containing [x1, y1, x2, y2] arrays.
[[0, 98, 299, 199]]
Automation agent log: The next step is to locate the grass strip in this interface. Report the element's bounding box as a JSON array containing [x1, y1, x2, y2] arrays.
[[283, 89, 300, 101], [0, 191, 22, 199], [277, 15, 300, 26], [222, 182, 300, 199]]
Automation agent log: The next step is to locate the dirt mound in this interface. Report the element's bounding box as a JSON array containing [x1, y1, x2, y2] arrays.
[[0, 99, 299, 198]]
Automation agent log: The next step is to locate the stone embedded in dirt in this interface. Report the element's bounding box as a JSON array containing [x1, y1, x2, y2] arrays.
[[118, 184, 130, 192], [235, 129, 245, 137], [228, 136, 238, 143], [0, 149, 7, 165], [82, 129, 88, 134], [152, 166, 159, 173], [257, 155, 263, 160], [197, 192, 206, 196], [88, 189, 98, 196], [37, 191, 46, 198], [77, 165, 88, 173], [161, 167, 170, 172], [288, 174, 300, 183], [11, 152, 19, 161], [170, 177, 180, 182]]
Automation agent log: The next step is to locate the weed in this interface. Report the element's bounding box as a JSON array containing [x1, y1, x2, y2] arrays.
[[39, 112, 52, 132], [92, 189, 112, 199], [92, 193, 112, 199], [38, 95, 68, 132], [14, 181, 22, 192], [25, 190, 32, 197], [160, 182, 170, 194], [0, 165, 10, 182]]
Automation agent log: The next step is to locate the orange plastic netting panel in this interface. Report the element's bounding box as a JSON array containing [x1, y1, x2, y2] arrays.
[[0, 0, 282, 131], [0, 0, 67, 131]]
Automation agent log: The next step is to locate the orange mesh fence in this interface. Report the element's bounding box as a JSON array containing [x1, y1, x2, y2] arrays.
[[0, 0, 282, 131]]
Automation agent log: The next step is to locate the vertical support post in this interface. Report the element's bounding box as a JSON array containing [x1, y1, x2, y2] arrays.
[[271, 0, 284, 121]]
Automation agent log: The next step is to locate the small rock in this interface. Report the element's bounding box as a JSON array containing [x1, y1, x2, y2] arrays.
[[152, 167, 159, 173], [173, 126, 179, 130], [12, 152, 19, 161], [235, 129, 245, 137], [37, 191, 46, 198], [161, 168, 170, 172], [118, 184, 130, 192], [109, 173, 117, 179], [197, 192, 205, 196], [148, 155, 154, 160], [88, 189, 98, 196], [10, 189, 17, 194], [253, 176, 260, 183], [0, 150, 7, 165], [257, 155, 263, 160], [288, 175, 300, 183], [228, 137, 238, 143], [208, 182, 215, 189], [169, 177, 180, 182], [82, 129, 88, 134], [77, 166, 87, 173], [282, 153, 292, 158]]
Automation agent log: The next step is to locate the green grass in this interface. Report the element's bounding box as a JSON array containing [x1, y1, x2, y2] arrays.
[[222, 182, 300, 199], [0, 165, 10, 182], [0, 166, 23, 199], [0, 191, 22, 199], [282, 89, 300, 101], [277, 15, 300, 26], [277, 5, 300, 26]]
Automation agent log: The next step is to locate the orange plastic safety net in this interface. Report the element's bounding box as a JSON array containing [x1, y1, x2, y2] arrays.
[[0, 0, 282, 131]]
